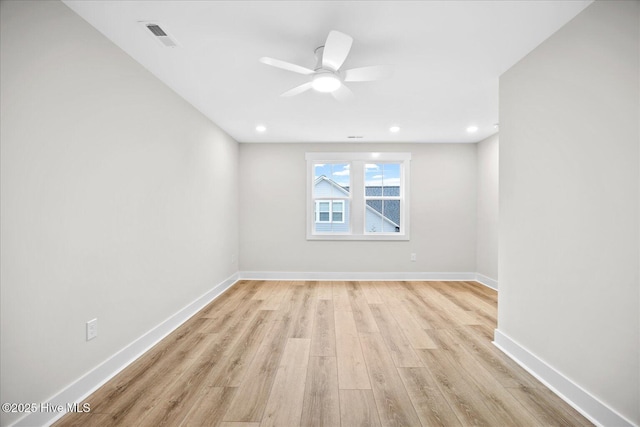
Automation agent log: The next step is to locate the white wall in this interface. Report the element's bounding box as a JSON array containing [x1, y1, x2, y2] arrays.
[[239, 143, 477, 274], [499, 0, 639, 424], [476, 133, 499, 283], [0, 1, 239, 425]]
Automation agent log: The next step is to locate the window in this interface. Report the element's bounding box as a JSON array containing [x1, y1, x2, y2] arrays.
[[315, 200, 344, 223], [306, 152, 410, 240], [312, 163, 350, 233], [365, 163, 401, 234]]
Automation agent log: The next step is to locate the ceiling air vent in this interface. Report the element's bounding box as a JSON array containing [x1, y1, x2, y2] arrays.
[[146, 24, 167, 37], [139, 22, 178, 48]]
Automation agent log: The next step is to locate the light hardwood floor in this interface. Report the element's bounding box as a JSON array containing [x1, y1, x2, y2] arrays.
[[55, 281, 592, 427]]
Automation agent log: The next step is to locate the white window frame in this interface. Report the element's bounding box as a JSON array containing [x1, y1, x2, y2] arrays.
[[315, 200, 345, 224], [306, 152, 411, 241]]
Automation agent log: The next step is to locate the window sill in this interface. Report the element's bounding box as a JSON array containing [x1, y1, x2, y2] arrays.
[[307, 233, 410, 241]]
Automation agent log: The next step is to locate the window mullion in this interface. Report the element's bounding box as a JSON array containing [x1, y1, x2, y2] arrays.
[[351, 160, 365, 235]]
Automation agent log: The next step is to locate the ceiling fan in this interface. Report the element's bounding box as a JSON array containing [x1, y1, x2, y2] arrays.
[[259, 30, 390, 101]]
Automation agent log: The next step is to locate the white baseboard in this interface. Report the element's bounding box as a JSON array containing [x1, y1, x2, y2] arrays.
[[238, 271, 478, 281], [493, 329, 635, 427], [474, 273, 498, 290], [12, 273, 239, 427]]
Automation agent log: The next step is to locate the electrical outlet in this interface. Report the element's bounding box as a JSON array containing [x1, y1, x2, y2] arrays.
[[86, 318, 98, 341], [410, 253, 417, 262]]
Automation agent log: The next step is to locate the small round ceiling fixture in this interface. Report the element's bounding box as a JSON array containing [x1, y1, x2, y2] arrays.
[[255, 125, 267, 132], [466, 125, 479, 133], [389, 126, 400, 133]]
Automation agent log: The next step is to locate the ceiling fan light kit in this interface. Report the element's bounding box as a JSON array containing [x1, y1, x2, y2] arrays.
[[260, 30, 389, 101], [311, 72, 341, 93]]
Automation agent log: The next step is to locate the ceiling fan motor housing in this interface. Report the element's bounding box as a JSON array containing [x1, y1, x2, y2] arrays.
[[312, 46, 343, 92]]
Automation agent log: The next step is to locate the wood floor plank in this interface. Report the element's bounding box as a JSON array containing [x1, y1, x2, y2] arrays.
[[332, 281, 353, 312], [359, 333, 422, 427], [316, 281, 334, 300], [288, 283, 317, 338], [222, 312, 292, 422], [104, 340, 216, 427], [359, 280, 384, 304], [310, 299, 336, 357], [429, 328, 541, 426], [71, 328, 215, 419], [401, 287, 448, 330], [370, 280, 400, 302], [200, 281, 258, 318], [347, 282, 379, 332], [259, 281, 288, 310], [419, 348, 504, 426], [450, 326, 539, 389], [369, 304, 423, 367], [386, 298, 438, 349], [179, 387, 236, 427], [457, 281, 497, 306], [300, 357, 340, 427], [206, 309, 274, 387], [251, 280, 273, 300], [199, 297, 262, 335], [438, 282, 497, 328], [334, 309, 371, 389], [53, 412, 115, 427], [506, 385, 593, 427], [347, 281, 380, 333], [260, 338, 311, 427], [450, 282, 497, 315], [398, 367, 462, 427], [136, 351, 220, 426], [412, 282, 478, 326], [55, 281, 594, 427], [218, 423, 260, 427], [339, 389, 382, 427]]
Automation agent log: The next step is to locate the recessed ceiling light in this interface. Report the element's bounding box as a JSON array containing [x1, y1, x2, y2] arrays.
[[466, 125, 479, 133], [255, 125, 267, 132], [389, 126, 400, 133]]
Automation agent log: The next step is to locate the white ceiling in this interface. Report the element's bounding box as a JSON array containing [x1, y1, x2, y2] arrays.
[[63, 0, 592, 144]]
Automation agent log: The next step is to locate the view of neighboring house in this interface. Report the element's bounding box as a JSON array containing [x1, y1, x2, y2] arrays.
[[314, 175, 400, 233]]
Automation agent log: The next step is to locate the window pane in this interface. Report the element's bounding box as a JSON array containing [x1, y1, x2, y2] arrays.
[[319, 212, 330, 221], [383, 186, 400, 196], [314, 163, 350, 197], [318, 202, 330, 212], [382, 200, 401, 231], [332, 212, 343, 222], [382, 163, 401, 188], [366, 199, 400, 232], [330, 164, 350, 197], [365, 163, 382, 189], [365, 163, 401, 197]]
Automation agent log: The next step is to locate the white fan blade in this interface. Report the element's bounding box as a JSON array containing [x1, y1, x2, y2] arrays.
[[344, 65, 391, 82], [281, 82, 313, 97], [259, 57, 315, 75], [322, 31, 353, 71], [331, 84, 354, 102]]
